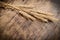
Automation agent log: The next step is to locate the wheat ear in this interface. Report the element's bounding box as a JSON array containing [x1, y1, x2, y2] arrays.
[[0, 1, 59, 22]]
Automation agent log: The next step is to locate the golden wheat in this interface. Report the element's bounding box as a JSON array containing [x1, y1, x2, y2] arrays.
[[0, 1, 59, 22]]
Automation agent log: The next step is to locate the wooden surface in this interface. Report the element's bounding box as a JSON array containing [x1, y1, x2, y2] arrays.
[[0, 0, 60, 40]]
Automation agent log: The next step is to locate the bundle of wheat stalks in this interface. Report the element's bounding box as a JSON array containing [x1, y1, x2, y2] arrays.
[[0, 1, 59, 22]]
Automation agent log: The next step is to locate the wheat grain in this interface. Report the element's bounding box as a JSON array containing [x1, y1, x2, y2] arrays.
[[19, 8, 59, 22]]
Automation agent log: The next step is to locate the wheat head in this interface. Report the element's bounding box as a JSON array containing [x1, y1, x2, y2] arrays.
[[0, 1, 59, 22]]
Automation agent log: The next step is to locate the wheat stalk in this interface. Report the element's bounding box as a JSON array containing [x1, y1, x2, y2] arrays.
[[0, 1, 59, 22]]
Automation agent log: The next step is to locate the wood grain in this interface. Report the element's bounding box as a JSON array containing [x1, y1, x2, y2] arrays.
[[0, 0, 60, 40]]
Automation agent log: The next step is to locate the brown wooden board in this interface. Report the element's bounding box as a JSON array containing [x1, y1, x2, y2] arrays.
[[0, 0, 60, 40]]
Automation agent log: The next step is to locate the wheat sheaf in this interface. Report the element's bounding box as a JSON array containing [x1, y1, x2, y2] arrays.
[[0, 1, 59, 22]]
